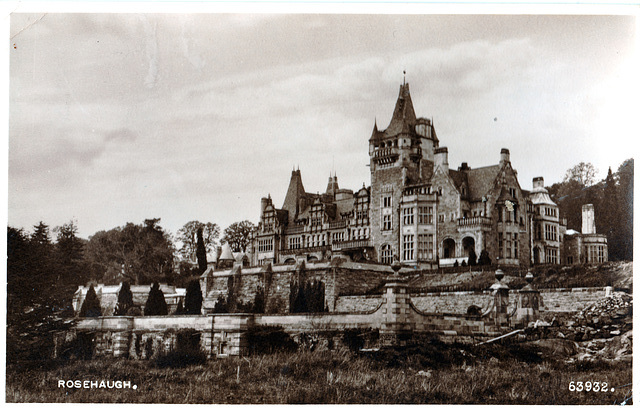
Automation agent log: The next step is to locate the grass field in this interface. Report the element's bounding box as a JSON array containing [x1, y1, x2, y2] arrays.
[[6, 341, 632, 404]]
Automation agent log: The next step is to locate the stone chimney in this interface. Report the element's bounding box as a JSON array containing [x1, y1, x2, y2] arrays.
[[434, 147, 449, 173], [582, 204, 596, 234], [533, 177, 544, 189], [500, 148, 510, 165]]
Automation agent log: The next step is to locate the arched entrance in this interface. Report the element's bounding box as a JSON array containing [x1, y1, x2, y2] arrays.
[[462, 236, 476, 257], [442, 238, 456, 258], [284, 258, 296, 265]]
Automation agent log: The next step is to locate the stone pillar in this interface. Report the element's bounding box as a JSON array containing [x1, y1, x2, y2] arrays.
[[113, 317, 134, 357], [490, 269, 509, 327], [515, 272, 541, 327], [380, 261, 413, 346]]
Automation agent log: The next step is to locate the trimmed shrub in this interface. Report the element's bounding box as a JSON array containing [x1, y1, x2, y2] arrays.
[[144, 282, 168, 316], [79, 284, 101, 317], [184, 280, 203, 315], [114, 281, 134, 316]]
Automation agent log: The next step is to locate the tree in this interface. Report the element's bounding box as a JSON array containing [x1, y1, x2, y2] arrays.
[[144, 282, 168, 316], [616, 159, 633, 260], [195, 227, 208, 273], [85, 219, 175, 285], [174, 298, 184, 315], [468, 247, 477, 266], [7, 225, 76, 362], [54, 220, 88, 285], [176, 221, 220, 262], [79, 285, 102, 317], [563, 162, 597, 187], [221, 220, 256, 252], [478, 250, 491, 266], [184, 280, 203, 315], [114, 281, 134, 316]]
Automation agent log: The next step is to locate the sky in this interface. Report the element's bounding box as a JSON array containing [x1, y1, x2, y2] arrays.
[[6, 6, 639, 240]]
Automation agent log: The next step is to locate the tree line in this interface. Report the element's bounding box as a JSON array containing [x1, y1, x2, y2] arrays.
[[6, 218, 255, 362]]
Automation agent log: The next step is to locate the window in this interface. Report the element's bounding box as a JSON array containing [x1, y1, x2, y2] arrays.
[[544, 224, 558, 241], [381, 244, 393, 264], [513, 233, 518, 259], [332, 232, 344, 242], [598, 246, 606, 263], [418, 234, 434, 260], [382, 195, 392, 208], [382, 214, 392, 230], [546, 248, 558, 264], [506, 233, 512, 258], [258, 238, 273, 252], [509, 187, 516, 198], [418, 206, 433, 224], [289, 236, 301, 249], [402, 234, 414, 261], [498, 233, 503, 258], [263, 211, 275, 232], [403, 207, 414, 226], [438, 214, 445, 223], [498, 207, 503, 222]]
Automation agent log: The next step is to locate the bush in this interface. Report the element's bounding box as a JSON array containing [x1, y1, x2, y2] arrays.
[[245, 326, 297, 355], [144, 282, 168, 316], [79, 285, 101, 317], [151, 349, 207, 368], [184, 280, 203, 315], [114, 281, 134, 316]]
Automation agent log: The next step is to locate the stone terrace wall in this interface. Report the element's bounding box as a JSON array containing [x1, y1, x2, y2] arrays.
[[202, 261, 392, 313], [335, 287, 608, 315]]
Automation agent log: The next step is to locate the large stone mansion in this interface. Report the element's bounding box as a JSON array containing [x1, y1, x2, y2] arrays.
[[248, 82, 607, 269]]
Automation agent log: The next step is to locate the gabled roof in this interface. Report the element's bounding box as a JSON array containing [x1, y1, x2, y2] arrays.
[[466, 165, 500, 201], [448, 169, 466, 190]]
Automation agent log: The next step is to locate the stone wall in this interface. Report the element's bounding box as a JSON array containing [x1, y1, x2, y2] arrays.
[[335, 287, 608, 315], [202, 261, 392, 313]]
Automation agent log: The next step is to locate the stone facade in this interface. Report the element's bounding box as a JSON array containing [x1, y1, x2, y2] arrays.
[[245, 82, 607, 269]]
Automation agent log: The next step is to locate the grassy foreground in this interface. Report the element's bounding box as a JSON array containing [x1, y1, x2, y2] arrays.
[[6, 343, 632, 404]]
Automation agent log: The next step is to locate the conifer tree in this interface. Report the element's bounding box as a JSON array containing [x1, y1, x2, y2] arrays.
[[196, 227, 208, 274], [79, 284, 102, 317], [184, 280, 203, 315], [468, 247, 477, 266], [174, 298, 184, 315], [144, 282, 168, 316], [114, 281, 134, 316]]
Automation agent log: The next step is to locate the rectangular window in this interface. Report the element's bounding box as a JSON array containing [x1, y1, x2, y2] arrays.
[[382, 214, 392, 230], [598, 246, 605, 263], [418, 206, 433, 224], [513, 233, 518, 259], [403, 234, 414, 261], [546, 248, 558, 264], [403, 207, 414, 226], [506, 233, 512, 258], [258, 238, 273, 252], [498, 232, 503, 258], [382, 195, 392, 208], [418, 234, 434, 260]]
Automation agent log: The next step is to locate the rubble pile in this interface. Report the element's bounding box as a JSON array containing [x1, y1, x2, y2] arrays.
[[556, 292, 632, 342]]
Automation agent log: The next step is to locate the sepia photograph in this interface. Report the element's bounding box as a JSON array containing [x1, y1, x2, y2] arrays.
[[5, 3, 636, 404]]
